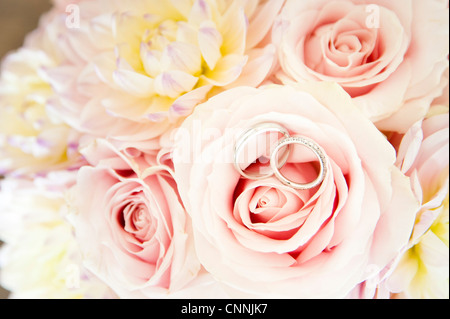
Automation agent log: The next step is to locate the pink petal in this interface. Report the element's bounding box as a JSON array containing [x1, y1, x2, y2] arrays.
[[246, 0, 284, 49]]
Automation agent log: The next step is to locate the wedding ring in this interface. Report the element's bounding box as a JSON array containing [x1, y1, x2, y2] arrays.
[[234, 122, 291, 180], [270, 136, 327, 190]]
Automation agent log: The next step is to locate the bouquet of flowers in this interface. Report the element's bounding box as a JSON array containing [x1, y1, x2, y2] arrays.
[[0, 0, 448, 299]]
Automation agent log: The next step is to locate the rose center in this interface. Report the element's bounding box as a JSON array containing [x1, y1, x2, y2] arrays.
[[256, 188, 281, 209], [122, 200, 153, 242]]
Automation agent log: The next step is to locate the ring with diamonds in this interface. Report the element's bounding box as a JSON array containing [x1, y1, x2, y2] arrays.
[[234, 122, 291, 180], [270, 135, 328, 190]]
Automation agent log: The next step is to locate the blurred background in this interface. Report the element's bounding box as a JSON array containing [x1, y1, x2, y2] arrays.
[[0, 0, 53, 299]]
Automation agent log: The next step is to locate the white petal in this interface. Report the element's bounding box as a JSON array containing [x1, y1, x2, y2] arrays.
[[160, 42, 202, 75], [101, 91, 153, 120], [246, 0, 284, 49], [113, 62, 155, 97], [219, 5, 247, 55], [42, 65, 78, 93], [154, 70, 198, 98], [169, 0, 194, 19], [198, 21, 223, 70], [169, 84, 212, 119], [395, 120, 424, 173], [188, 0, 212, 27], [417, 230, 449, 268], [92, 52, 117, 85], [228, 45, 276, 88], [385, 255, 419, 293], [176, 21, 198, 45], [201, 54, 248, 86], [140, 43, 161, 78]]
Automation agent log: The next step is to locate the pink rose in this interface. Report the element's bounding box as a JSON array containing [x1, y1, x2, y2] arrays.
[[273, 0, 449, 133], [172, 83, 418, 298], [71, 139, 202, 298]]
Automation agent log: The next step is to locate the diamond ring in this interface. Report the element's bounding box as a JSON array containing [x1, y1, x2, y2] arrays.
[[233, 122, 291, 180], [270, 135, 327, 190]]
